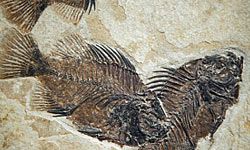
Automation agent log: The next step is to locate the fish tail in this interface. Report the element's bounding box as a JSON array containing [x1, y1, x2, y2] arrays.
[[0, 0, 49, 32], [0, 28, 49, 79]]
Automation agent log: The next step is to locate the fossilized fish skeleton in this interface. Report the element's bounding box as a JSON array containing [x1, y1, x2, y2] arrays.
[[0, 0, 96, 32], [0, 29, 244, 150]]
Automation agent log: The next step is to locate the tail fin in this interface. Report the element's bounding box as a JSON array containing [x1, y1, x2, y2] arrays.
[[0, 28, 48, 79], [0, 0, 48, 32]]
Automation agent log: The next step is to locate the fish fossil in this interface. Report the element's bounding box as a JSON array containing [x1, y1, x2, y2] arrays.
[[0, 29, 244, 150], [0, 0, 96, 32]]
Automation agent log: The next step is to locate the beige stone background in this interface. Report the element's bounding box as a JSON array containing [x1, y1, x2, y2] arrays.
[[0, 0, 250, 150]]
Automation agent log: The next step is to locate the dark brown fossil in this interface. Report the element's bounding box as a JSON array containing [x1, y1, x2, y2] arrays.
[[0, 29, 244, 150], [0, 0, 96, 32]]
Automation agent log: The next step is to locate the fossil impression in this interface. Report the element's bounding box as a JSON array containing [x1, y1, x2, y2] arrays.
[[0, 0, 96, 32], [0, 29, 244, 150]]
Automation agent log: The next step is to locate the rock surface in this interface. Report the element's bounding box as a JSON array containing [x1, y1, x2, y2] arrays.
[[0, 0, 250, 150]]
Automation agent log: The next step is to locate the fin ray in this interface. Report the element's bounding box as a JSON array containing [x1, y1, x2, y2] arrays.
[[53, 0, 95, 24], [0, 29, 48, 79], [50, 34, 144, 94], [0, 0, 48, 32]]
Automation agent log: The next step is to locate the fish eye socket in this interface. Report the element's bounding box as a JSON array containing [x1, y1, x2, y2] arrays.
[[232, 64, 237, 69]]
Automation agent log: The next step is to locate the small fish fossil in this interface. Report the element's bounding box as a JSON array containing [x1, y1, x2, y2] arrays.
[[0, 29, 244, 150], [0, 0, 96, 32]]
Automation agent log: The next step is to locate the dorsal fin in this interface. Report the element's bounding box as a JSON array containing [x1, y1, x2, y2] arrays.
[[147, 66, 196, 96], [54, 0, 96, 12], [52, 0, 96, 23], [49, 34, 144, 94], [51, 34, 135, 71], [146, 60, 203, 140]]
